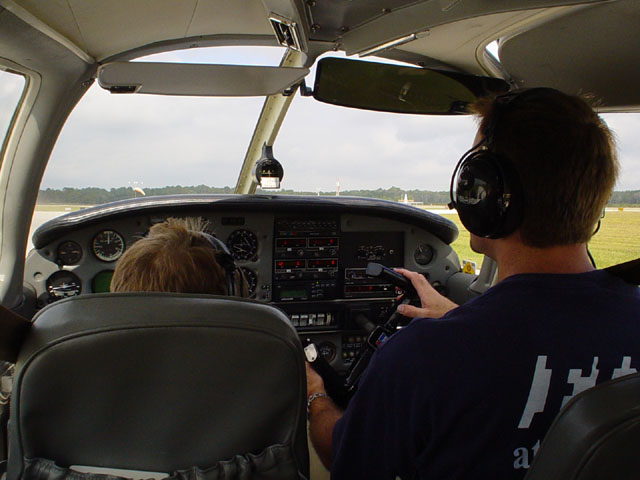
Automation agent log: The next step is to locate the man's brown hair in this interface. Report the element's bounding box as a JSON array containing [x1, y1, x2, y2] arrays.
[[471, 88, 618, 247], [111, 217, 247, 296]]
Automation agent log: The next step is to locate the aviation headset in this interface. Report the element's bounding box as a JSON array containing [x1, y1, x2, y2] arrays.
[[448, 89, 538, 239], [196, 231, 241, 296]]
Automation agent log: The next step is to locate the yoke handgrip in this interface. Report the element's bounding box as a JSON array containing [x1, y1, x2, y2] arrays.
[[365, 262, 417, 297]]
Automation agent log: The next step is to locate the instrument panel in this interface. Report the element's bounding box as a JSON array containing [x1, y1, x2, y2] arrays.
[[24, 195, 468, 373]]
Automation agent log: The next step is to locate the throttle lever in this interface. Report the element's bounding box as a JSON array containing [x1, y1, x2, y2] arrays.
[[345, 298, 410, 393]]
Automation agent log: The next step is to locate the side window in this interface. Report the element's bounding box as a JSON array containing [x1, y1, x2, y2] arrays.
[[0, 69, 25, 153]]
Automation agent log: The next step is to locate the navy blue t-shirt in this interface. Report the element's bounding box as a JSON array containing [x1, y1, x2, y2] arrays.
[[331, 270, 640, 479]]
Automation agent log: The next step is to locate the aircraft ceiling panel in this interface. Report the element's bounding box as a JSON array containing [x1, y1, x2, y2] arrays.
[[306, 0, 421, 43], [12, 0, 275, 61], [499, 0, 640, 110], [187, 0, 275, 39]]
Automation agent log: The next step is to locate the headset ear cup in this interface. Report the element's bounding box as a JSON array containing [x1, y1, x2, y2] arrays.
[[234, 268, 249, 298], [198, 232, 239, 296], [498, 159, 524, 237], [452, 151, 523, 238]]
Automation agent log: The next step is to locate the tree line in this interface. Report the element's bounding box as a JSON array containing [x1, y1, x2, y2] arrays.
[[37, 185, 640, 206]]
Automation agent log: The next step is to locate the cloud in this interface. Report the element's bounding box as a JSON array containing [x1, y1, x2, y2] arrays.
[[602, 113, 640, 190], [0, 71, 25, 142], [43, 87, 265, 188], [6, 49, 635, 194], [42, 86, 640, 194], [277, 97, 478, 191]]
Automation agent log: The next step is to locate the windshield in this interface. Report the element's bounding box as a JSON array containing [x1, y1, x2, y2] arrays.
[[35, 48, 640, 268], [0, 69, 25, 158]]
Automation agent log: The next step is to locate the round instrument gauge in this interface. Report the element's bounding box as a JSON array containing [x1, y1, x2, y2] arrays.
[[318, 342, 336, 363], [57, 240, 82, 265], [226, 229, 258, 260], [414, 243, 434, 265], [92, 230, 125, 262], [240, 267, 258, 297], [46, 270, 82, 300], [92, 270, 114, 293]]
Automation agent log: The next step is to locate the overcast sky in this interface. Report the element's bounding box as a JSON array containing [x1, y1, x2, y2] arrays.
[[2, 48, 639, 193]]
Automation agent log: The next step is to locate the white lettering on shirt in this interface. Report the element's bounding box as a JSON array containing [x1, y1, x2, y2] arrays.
[[513, 440, 540, 470], [513, 447, 530, 469], [612, 356, 637, 379], [518, 356, 552, 429], [514, 355, 636, 470], [562, 357, 599, 407]]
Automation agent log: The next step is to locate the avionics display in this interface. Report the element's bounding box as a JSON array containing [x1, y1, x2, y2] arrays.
[[276, 238, 306, 248], [341, 231, 404, 298], [273, 217, 339, 302], [309, 238, 338, 247]]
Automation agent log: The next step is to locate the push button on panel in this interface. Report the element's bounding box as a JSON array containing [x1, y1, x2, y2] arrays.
[[288, 312, 335, 328]]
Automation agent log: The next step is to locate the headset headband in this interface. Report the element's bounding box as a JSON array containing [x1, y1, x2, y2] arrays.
[[194, 231, 238, 296]]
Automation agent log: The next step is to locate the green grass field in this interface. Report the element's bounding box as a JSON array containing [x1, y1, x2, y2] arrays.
[[589, 210, 640, 268], [442, 209, 640, 270]]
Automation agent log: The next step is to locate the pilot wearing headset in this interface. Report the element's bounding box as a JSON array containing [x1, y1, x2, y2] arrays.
[[306, 88, 640, 479], [111, 217, 248, 297]]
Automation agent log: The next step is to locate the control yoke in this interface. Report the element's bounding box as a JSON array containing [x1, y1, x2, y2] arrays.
[[364, 262, 418, 297], [307, 263, 419, 407]]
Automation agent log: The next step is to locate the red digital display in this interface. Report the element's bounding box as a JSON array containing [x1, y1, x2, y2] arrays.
[[275, 259, 305, 270], [308, 259, 338, 269], [276, 238, 306, 248], [309, 237, 338, 247], [345, 285, 390, 293]]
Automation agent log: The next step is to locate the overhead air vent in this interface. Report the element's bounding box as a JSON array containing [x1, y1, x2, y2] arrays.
[[269, 14, 302, 52]]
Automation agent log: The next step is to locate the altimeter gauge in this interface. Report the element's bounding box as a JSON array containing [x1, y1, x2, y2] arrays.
[[92, 230, 125, 262]]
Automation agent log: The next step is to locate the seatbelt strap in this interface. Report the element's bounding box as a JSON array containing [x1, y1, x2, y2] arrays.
[[0, 305, 30, 363], [604, 258, 640, 285]]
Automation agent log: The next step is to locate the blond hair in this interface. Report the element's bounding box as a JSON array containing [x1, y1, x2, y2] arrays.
[[111, 217, 247, 296]]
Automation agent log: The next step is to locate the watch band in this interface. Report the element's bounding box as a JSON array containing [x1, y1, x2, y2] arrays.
[[306, 392, 329, 415]]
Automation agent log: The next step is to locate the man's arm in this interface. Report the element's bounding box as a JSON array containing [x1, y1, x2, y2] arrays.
[[306, 362, 343, 469]]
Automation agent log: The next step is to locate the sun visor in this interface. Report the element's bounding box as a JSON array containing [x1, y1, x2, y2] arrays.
[[97, 62, 309, 96]]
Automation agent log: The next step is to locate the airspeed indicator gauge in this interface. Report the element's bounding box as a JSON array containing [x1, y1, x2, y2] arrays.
[[227, 229, 258, 260], [92, 230, 125, 262]]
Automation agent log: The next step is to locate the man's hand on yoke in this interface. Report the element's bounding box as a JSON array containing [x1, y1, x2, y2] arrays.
[[394, 268, 459, 319]]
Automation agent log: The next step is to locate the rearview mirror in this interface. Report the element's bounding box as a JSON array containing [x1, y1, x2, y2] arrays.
[[312, 58, 509, 114]]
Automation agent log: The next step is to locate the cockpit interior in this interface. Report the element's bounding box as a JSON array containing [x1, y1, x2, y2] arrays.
[[0, 0, 639, 479], [25, 194, 475, 375]]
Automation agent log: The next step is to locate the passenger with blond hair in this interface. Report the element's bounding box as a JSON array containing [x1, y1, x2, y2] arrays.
[[111, 217, 247, 297]]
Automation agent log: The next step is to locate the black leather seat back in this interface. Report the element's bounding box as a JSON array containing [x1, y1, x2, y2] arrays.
[[525, 373, 640, 480], [8, 293, 308, 479]]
